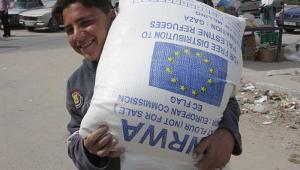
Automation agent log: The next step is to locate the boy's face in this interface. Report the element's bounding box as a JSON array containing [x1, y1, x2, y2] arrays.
[[63, 2, 115, 61]]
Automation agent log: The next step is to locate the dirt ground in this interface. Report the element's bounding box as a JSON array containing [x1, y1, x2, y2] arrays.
[[230, 63, 300, 170]]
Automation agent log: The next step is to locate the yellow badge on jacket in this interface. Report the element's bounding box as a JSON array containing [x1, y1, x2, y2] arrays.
[[72, 90, 83, 109]]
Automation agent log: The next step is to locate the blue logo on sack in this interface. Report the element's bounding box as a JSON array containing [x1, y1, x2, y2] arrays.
[[149, 42, 228, 107]]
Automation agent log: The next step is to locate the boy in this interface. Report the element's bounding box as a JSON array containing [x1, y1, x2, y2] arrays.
[[52, 0, 241, 169]]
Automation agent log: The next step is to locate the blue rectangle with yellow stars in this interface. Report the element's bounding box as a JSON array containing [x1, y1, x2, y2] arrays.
[[149, 42, 228, 107]]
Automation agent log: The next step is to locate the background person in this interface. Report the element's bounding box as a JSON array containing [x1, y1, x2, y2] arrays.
[[0, 0, 11, 37]]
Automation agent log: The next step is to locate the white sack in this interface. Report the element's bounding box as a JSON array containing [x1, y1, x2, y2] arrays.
[[80, 0, 245, 165]]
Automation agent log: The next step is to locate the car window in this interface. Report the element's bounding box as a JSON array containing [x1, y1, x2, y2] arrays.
[[13, 0, 44, 9], [13, 1, 26, 9], [44, 0, 56, 8]]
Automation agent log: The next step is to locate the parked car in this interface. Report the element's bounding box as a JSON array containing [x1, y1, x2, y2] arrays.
[[276, 6, 300, 32], [239, 0, 260, 17], [8, 0, 44, 27], [239, 0, 283, 17], [19, 0, 62, 32]]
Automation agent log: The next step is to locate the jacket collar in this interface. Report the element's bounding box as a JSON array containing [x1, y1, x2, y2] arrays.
[[83, 60, 98, 72]]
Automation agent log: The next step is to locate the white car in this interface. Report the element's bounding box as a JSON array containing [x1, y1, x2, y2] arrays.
[[19, 0, 62, 32], [0, 0, 44, 28]]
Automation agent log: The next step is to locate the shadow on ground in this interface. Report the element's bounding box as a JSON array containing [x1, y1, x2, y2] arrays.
[[0, 46, 20, 48], [282, 30, 300, 35], [28, 27, 65, 34]]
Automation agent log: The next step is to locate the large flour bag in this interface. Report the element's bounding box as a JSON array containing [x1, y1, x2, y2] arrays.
[[80, 0, 245, 164]]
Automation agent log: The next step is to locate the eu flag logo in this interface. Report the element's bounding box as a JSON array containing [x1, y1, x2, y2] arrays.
[[149, 42, 228, 107]]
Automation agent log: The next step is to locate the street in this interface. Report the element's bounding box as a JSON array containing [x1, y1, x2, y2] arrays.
[[0, 29, 300, 170], [0, 29, 80, 170]]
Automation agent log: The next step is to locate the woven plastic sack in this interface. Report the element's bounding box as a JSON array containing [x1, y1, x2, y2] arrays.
[[80, 0, 245, 166]]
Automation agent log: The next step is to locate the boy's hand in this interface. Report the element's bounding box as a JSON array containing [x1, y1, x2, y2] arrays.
[[83, 124, 125, 158], [193, 128, 234, 170]]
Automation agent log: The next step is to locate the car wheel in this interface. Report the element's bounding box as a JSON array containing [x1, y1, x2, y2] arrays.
[[285, 29, 294, 33], [26, 26, 35, 32], [48, 18, 59, 32]]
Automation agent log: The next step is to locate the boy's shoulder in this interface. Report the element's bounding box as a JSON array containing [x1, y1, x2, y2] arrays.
[[67, 60, 97, 87], [68, 61, 87, 83]]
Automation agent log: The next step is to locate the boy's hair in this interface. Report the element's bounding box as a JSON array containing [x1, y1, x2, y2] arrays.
[[52, 0, 113, 23]]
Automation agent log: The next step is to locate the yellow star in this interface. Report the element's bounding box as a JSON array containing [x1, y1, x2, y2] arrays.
[[174, 51, 180, 56], [180, 85, 187, 92], [167, 56, 174, 63], [207, 78, 214, 84], [209, 68, 215, 75], [196, 52, 203, 58], [184, 48, 190, 55], [171, 77, 177, 84], [165, 67, 173, 74], [201, 86, 207, 93], [192, 89, 199, 96], [204, 58, 210, 64]]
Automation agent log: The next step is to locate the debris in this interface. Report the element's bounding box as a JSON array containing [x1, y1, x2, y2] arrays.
[[288, 124, 299, 129], [289, 118, 300, 129], [290, 153, 300, 158], [254, 96, 267, 104], [252, 104, 268, 114], [271, 101, 280, 109], [241, 83, 255, 92], [239, 80, 300, 126], [241, 108, 249, 114], [264, 90, 274, 96], [266, 70, 293, 76], [281, 98, 290, 108], [288, 154, 300, 164], [262, 121, 273, 125], [242, 97, 249, 103], [265, 90, 282, 100], [264, 114, 275, 120]]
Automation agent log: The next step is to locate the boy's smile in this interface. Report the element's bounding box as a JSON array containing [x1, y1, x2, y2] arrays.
[[76, 35, 96, 56]]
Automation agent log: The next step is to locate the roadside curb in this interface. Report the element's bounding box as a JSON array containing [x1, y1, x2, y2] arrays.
[[253, 81, 300, 98]]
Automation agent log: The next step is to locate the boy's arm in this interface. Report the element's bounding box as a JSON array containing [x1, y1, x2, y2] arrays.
[[66, 107, 119, 170], [218, 97, 242, 155], [66, 83, 119, 170], [193, 97, 242, 169]]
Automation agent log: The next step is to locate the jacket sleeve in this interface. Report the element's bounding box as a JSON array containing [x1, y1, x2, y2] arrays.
[[66, 81, 111, 170], [219, 97, 242, 155]]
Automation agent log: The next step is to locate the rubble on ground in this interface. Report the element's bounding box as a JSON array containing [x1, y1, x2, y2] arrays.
[[237, 79, 300, 129]]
